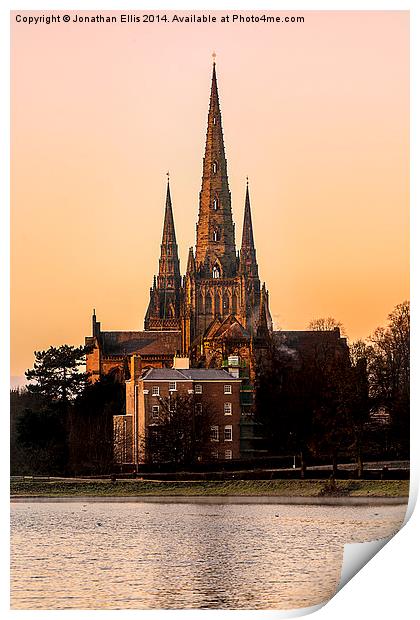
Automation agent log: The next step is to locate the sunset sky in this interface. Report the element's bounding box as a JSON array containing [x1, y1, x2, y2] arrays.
[[11, 10, 409, 381]]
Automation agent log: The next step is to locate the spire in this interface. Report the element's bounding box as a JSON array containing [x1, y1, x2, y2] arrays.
[[92, 308, 100, 337], [195, 59, 237, 278], [186, 246, 196, 275], [257, 283, 269, 338], [144, 178, 181, 331], [161, 178, 177, 249], [157, 178, 181, 290], [239, 180, 258, 278]]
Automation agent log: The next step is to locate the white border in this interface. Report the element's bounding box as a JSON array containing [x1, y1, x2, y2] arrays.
[[2, 1, 418, 619]]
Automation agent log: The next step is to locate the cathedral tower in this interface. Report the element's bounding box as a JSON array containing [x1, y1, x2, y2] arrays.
[[195, 61, 237, 279], [181, 59, 271, 358]]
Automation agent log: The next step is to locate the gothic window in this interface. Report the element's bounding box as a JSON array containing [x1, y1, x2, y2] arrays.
[[212, 265, 220, 279], [205, 293, 212, 314], [222, 293, 229, 313], [212, 229, 219, 242], [232, 292, 238, 314], [213, 197, 218, 210], [199, 292, 205, 313], [213, 116, 217, 125], [213, 161, 218, 174]]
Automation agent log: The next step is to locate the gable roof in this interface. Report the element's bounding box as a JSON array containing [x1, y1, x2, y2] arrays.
[[100, 331, 181, 356], [203, 315, 250, 340], [142, 368, 241, 382]]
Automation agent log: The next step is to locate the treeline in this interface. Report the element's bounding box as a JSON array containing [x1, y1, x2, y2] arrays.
[[255, 301, 409, 474], [10, 346, 124, 476]]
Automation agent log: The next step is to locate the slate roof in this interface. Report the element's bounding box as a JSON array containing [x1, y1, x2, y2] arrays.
[[273, 330, 348, 355], [143, 368, 241, 382], [100, 330, 181, 356]]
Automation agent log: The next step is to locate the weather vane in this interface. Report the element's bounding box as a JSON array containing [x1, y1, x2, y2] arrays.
[[212, 51, 216, 63], [166, 170, 170, 181]]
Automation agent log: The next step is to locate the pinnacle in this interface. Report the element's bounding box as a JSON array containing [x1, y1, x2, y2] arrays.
[[241, 182, 255, 250]]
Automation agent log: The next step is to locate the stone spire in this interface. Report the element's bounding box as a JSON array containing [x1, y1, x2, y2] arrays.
[[144, 178, 181, 330], [157, 178, 181, 291], [239, 180, 258, 278], [195, 59, 237, 278], [257, 283, 269, 338], [186, 246, 196, 275]]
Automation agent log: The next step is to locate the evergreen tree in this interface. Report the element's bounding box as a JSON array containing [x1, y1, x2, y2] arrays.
[[25, 345, 89, 403]]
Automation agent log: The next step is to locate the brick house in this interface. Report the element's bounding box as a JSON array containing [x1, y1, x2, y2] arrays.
[[114, 360, 242, 466]]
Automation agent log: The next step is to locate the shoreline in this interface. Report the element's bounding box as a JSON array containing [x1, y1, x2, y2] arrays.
[[10, 478, 410, 503], [10, 494, 408, 505]]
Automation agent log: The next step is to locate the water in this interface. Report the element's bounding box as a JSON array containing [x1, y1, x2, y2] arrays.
[[10, 500, 406, 610]]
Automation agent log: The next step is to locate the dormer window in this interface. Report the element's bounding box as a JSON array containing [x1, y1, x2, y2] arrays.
[[213, 162, 218, 174], [212, 265, 220, 279], [213, 116, 217, 125]]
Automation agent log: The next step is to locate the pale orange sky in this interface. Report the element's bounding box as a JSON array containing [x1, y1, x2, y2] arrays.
[[11, 10, 409, 379]]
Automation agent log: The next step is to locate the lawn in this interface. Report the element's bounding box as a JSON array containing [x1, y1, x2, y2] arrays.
[[10, 478, 410, 498]]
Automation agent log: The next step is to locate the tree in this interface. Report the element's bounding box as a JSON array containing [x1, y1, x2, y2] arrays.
[[301, 326, 353, 477], [255, 337, 318, 476], [145, 393, 215, 466], [68, 373, 125, 475], [25, 345, 89, 403], [15, 404, 68, 474], [14, 344, 90, 475], [256, 323, 354, 477], [367, 301, 409, 455], [308, 317, 346, 336], [10, 388, 43, 474]]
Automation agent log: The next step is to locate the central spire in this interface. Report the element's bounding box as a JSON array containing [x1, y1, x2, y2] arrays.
[[194, 60, 237, 278]]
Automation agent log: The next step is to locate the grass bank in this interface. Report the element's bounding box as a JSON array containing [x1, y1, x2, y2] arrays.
[[10, 478, 409, 499]]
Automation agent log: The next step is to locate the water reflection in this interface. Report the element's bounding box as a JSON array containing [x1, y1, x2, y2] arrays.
[[10, 501, 406, 610]]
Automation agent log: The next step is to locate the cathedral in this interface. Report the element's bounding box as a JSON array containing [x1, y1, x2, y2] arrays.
[[86, 60, 273, 382]]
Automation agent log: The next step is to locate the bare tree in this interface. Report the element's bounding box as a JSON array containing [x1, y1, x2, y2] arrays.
[[367, 301, 409, 454], [145, 393, 216, 466], [308, 317, 346, 336]]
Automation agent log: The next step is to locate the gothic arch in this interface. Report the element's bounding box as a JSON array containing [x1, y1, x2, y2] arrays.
[[212, 260, 222, 279], [199, 290, 205, 314], [215, 291, 222, 316], [222, 292, 230, 315], [232, 290, 238, 314], [205, 292, 212, 314]]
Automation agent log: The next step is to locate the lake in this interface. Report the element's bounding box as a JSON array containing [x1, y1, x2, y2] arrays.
[[10, 500, 406, 610]]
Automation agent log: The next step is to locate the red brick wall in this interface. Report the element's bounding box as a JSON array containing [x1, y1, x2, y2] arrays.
[[140, 378, 241, 461]]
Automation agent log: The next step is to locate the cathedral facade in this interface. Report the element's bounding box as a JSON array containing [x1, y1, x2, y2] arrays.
[[86, 61, 272, 382]]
